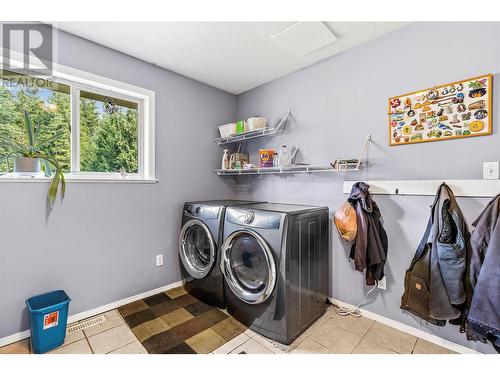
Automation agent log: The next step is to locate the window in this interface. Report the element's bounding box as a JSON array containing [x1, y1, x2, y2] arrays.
[[0, 70, 71, 172], [0, 53, 155, 181]]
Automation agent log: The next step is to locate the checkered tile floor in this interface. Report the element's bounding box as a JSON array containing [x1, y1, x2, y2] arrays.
[[118, 286, 247, 353]]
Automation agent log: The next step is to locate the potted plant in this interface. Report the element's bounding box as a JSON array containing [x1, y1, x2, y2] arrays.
[[0, 110, 66, 207]]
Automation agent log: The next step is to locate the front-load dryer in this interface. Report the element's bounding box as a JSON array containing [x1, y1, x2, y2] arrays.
[[179, 200, 262, 308], [220, 202, 329, 344]]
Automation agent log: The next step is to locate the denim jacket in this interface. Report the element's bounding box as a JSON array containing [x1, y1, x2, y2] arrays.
[[401, 183, 468, 323]]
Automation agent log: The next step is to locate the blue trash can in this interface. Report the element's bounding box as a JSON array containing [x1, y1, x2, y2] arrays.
[[26, 290, 71, 354]]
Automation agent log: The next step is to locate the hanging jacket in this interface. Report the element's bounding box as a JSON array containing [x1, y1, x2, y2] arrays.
[[401, 183, 469, 324], [348, 182, 388, 286], [465, 194, 500, 352]]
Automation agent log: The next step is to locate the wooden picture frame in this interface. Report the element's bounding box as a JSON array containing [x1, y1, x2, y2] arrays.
[[388, 74, 493, 146]]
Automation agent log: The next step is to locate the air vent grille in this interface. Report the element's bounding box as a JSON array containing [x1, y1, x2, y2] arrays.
[[66, 315, 107, 334]]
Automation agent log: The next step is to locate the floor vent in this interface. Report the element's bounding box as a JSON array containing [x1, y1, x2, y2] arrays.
[[66, 315, 107, 334]]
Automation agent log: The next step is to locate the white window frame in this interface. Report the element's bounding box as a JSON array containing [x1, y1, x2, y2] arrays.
[[0, 49, 156, 183]]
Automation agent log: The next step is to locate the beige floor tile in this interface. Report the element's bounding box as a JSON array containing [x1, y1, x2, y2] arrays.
[[292, 338, 331, 354], [212, 333, 250, 354], [109, 340, 147, 354], [165, 286, 187, 299], [363, 322, 417, 354], [230, 338, 274, 354], [185, 328, 226, 354], [244, 329, 257, 338], [0, 339, 30, 354], [309, 322, 362, 354], [131, 318, 169, 342], [83, 310, 124, 337], [329, 313, 374, 336], [412, 339, 456, 354], [88, 324, 136, 354], [352, 337, 398, 354], [118, 300, 148, 317], [61, 329, 85, 347], [48, 339, 92, 354], [160, 308, 193, 328]]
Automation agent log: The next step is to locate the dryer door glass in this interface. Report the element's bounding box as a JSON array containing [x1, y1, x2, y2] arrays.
[[179, 219, 216, 279], [221, 230, 276, 304]]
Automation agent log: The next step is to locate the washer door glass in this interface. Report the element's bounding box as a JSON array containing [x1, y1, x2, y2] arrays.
[[221, 230, 276, 304], [179, 219, 216, 279]]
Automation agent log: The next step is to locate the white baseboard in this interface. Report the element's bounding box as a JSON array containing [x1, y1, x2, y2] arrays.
[[0, 280, 183, 348], [329, 297, 479, 354]]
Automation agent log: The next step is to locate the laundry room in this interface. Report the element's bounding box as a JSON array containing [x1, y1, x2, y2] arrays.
[[0, 1, 499, 373]]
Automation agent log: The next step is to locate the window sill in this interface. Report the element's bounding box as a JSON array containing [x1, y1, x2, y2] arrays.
[[0, 174, 158, 184]]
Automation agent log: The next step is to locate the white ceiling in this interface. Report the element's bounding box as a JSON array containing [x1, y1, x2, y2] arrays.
[[56, 22, 409, 94]]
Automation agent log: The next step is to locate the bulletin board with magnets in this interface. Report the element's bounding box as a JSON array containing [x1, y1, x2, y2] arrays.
[[388, 74, 492, 146]]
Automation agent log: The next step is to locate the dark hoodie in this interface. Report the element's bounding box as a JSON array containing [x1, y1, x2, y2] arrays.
[[348, 182, 388, 285]]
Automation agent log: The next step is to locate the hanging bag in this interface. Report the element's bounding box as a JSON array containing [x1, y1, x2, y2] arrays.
[[334, 201, 357, 242]]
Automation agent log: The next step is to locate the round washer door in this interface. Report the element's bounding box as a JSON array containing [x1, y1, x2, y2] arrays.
[[220, 229, 276, 304], [179, 219, 216, 279]]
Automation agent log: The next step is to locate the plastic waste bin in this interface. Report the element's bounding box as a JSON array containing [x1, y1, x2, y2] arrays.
[[26, 290, 71, 354]]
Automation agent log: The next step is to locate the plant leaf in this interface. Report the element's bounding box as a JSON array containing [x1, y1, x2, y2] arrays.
[[60, 170, 66, 198], [34, 122, 42, 144], [23, 110, 35, 148], [42, 159, 52, 177], [47, 167, 60, 207]]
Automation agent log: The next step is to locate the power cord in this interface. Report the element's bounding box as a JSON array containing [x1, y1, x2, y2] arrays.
[[336, 283, 378, 317]]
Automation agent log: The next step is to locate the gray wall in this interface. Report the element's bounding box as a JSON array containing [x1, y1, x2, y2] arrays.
[[0, 25, 237, 338], [236, 22, 499, 353]]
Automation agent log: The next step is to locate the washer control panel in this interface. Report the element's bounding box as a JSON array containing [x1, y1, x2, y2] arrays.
[[184, 204, 220, 219], [226, 208, 282, 229]]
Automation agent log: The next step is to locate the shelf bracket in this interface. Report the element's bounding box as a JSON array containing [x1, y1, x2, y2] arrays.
[[356, 135, 371, 170], [274, 109, 292, 132]]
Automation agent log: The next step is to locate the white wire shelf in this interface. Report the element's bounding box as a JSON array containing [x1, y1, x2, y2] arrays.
[[214, 163, 361, 176], [214, 110, 291, 146]]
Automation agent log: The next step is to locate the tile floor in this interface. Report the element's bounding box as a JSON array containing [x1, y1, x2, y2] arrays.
[[0, 302, 456, 355]]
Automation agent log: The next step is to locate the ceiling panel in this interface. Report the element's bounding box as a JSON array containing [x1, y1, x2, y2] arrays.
[[55, 22, 409, 94]]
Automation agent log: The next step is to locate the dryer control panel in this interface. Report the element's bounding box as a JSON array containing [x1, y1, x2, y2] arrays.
[[226, 208, 282, 229]]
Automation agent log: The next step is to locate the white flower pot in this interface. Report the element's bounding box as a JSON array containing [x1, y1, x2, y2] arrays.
[[13, 157, 44, 177]]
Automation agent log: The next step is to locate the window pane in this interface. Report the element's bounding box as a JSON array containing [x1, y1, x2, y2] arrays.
[[79, 90, 139, 173], [0, 70, 71, 172]]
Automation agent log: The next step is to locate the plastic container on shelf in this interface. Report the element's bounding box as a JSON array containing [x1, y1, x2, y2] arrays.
[[278, 145, 292, 167], [218, 123, 236, 138]]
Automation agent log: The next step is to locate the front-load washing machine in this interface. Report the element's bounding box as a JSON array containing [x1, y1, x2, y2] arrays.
[[179, 200, 262, 308], [220, 202, 329, 344]]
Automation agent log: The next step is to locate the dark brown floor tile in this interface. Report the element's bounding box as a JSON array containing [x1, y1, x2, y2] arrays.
[[197, 308, 229, 326], [184, 301, 213, 316], [143, 293, 171, 307], [124, 308, 156, 329], [173, 293, 198, 307], [163, 342, 196, 354], [117, 300, 149, 317], [212, 317, 247, 341], [150, 300, 180, 317], [170, 316, 214, 341], [142, 329, 183, 354]]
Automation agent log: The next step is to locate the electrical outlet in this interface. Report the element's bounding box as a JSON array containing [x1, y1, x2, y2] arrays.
[[377, 276, 387, 290], [483, 161, 499, 180], [155, 254, 164, 267]]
